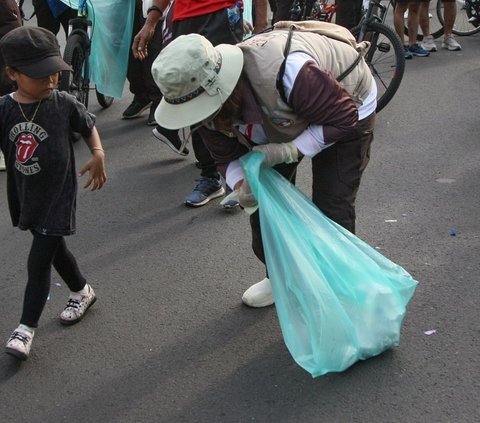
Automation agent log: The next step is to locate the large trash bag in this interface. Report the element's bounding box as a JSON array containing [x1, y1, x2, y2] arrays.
[[241, 151, 418, 377], [59, 0, 134, 98]]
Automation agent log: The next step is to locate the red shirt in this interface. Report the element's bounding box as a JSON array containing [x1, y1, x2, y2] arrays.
[[173, 0, 237, 21]]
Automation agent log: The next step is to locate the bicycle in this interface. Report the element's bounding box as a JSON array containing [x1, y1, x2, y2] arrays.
[[59, 0, 114, 109], [438, 0, 480, 36], [350, 1, 405, 113]]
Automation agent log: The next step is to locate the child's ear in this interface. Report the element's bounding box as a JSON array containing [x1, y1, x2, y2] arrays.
[[5, 67, 18, 82]]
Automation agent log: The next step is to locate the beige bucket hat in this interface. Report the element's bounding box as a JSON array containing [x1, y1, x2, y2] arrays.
[[152, 34, 244, 130]]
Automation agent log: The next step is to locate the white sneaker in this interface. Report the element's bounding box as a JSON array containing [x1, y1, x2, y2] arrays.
[[60, 284, 97, 325], [0, 152, 6, 171], [242, 277, 274, 308], [5, 328, 34, 361], [421, 35, 437, 52], [442, 35, 461, 51]]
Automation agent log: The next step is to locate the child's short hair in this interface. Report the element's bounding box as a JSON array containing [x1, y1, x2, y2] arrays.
[[0, 26, 71, 78]]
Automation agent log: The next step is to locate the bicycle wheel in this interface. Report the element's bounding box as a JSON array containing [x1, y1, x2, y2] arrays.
[[60, 33, 90, 108], [437, 0, 480, 36], [403, 0, 444, 40], [351, 21, 405, 113], [95, 89, 114, 108]]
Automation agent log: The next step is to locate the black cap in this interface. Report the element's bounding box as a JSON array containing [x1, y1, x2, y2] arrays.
[[0, 26, 72, 78]]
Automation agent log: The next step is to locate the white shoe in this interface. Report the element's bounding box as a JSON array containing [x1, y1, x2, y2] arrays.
[[421, 35, 437, 52], [60, 284, 97, 325], [242, 277, 274, 308], [5, 328, 34, 361], [442, 35, 461, 51], [0, 152, 6, 171]]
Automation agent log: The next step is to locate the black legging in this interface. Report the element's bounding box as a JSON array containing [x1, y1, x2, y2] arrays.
[[20, 231, 86, 328]]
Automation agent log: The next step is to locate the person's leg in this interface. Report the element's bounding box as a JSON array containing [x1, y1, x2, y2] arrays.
[[243, 160, 298, 307], [406, 2, 430, 56], [394, 1, 413, 58], [442, 0, 461, 50], [311, 113, 376, 234], [32, 0, 61, 35], [124, 0, 153, 119], [170, 8, 243, 206], [20, 232, 64, 328], [419, 1, 437, 51]]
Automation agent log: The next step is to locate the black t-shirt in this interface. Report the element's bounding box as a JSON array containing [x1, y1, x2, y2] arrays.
[[0, 90, 95, 236]]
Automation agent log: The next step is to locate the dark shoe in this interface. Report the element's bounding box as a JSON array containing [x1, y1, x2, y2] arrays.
[[403, 45, 413, 60], [152, 126, 189, 156], [184, 176, 225, 207], [409, 43, 430, 57], [122, 99, 152, 119], [147, 101, 159, 126]]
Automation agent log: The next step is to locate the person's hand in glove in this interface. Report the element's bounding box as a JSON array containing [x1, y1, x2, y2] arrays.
[[220, 179, 258, 214], [252, 142, 299, 167]]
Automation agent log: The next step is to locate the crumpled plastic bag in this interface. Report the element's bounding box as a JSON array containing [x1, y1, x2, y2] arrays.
[[241, 151, 418, 377], [59, 0, 134, 98]]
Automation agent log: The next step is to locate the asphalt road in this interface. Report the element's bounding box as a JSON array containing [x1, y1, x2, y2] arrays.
[[1, 8, 479, 423]]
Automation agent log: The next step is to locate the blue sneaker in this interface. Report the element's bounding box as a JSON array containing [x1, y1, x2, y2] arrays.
[[404, 45, 413, 60], [409, 43, 430, 57], [184, 176, 225, 207], [222, 186, 240, 210]]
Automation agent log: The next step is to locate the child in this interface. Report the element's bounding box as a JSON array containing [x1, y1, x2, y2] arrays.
[[0, 26, 107, 361]]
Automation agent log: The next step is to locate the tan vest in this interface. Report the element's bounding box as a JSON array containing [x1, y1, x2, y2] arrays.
[[238, 26, 372, 143]]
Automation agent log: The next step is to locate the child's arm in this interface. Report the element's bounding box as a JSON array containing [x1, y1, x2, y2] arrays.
[[79, 126, 107, 190]]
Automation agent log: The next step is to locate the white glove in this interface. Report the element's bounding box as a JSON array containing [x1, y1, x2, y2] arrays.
[[220, 180, 258, 215], [252, 142, 299, 167]]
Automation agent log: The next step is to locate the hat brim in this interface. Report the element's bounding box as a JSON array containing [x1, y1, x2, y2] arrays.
[[17, 55, 72, 79], [155, 44, 244, 130]]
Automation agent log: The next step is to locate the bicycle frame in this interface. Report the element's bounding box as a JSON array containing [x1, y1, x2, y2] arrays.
[[356, 0, 393, 41]]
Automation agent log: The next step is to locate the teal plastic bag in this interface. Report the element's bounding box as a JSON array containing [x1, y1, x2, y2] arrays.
[[59, 0, 134, 98], [241, 151, 418, 377]]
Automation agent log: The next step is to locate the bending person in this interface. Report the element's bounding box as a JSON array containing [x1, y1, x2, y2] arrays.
[[151, 27, 377, 307]]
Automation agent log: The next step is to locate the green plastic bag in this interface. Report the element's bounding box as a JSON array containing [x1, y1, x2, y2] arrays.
[[60, 0, 134, 98], [241, 151, 418, 377]]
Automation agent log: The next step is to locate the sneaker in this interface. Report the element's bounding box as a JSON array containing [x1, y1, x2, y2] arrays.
[[403, 45, 413, 60], [409, 43, 430, 57], [60, 284, 97, 325], [222, 186, 240, 209], [442, 35, 461, 51], [242, 277, 274, 308], [122, 99, 152, 119], [184, 176, 225, 207], [5, 329, 34, 361], [152, 125, 189, 156], [0, 152, 6, 171], [421, 35, 437, 52], [147, 101, 159, 126]]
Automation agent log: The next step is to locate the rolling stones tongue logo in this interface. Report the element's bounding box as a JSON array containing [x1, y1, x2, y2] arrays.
[[16, 133, 39, 164]]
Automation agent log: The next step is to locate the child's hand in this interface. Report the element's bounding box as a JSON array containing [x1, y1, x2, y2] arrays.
[[79, 150, 107, 190]]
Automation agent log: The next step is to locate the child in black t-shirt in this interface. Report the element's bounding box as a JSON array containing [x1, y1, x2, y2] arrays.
[[0, 26, 107, 361]]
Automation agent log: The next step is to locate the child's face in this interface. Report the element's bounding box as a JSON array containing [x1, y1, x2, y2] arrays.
[[6, 68, 59, 102]]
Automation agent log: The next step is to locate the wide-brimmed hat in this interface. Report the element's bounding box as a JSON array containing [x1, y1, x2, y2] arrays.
[[152, 34, 244, 130], [0, 26, 72, 78]]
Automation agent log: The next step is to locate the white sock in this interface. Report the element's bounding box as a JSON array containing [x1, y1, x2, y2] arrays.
[[73, 284, 89, 297], [17, 324, 35, 336]]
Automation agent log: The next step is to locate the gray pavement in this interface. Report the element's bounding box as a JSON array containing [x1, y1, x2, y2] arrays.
[[1, 7, 480, 422]]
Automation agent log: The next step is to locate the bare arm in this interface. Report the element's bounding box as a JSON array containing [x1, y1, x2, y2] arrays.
[[253, 0, 269, 33], [132, 0, 170, 60], [80, 127, 107, 190]]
